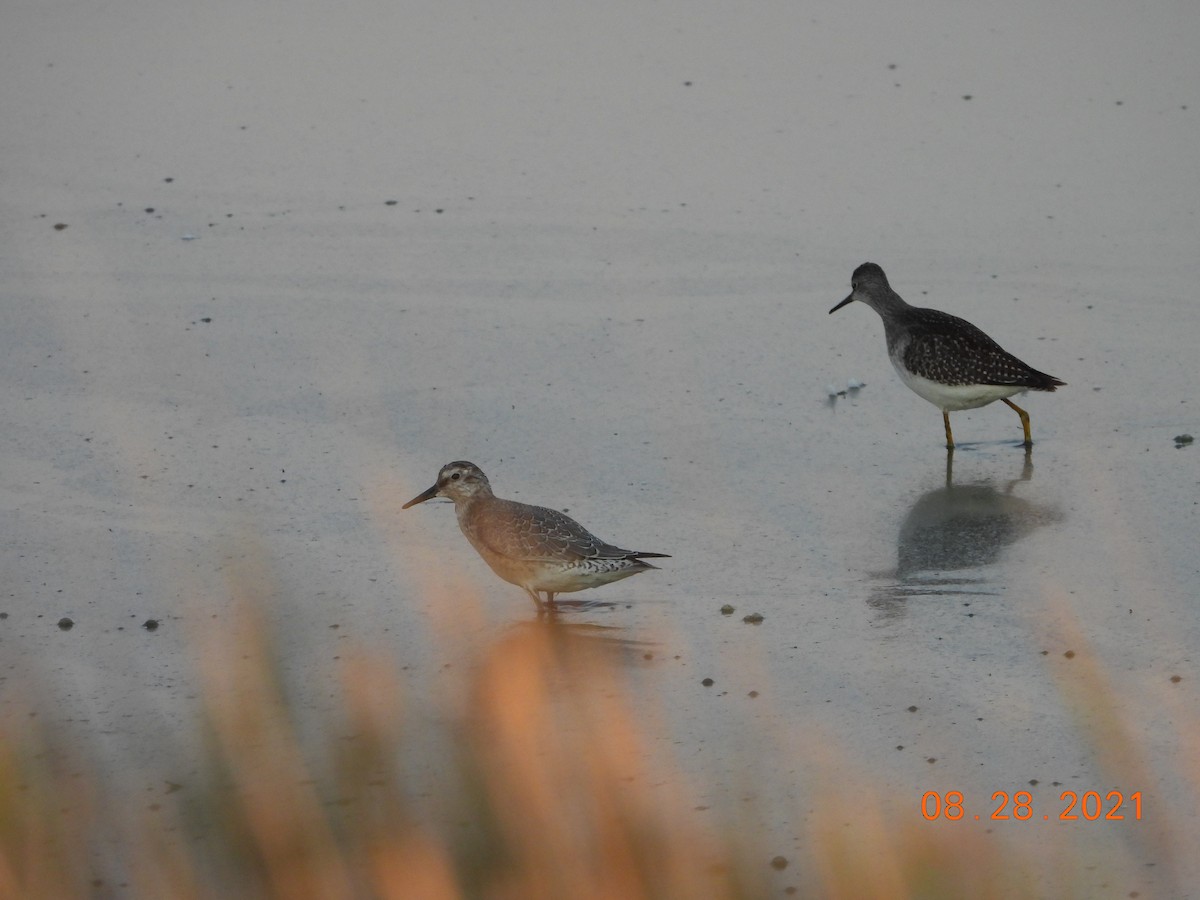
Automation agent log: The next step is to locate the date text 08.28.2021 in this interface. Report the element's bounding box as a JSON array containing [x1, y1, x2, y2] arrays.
[[922, 790, 1142, 822]]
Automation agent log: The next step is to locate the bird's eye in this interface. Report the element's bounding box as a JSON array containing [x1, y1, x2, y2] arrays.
[[450, 472, 461, 481]]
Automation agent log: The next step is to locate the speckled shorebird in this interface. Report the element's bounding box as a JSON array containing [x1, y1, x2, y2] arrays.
[[830, 263, 1066, 449], [402, 461, 668, 611]]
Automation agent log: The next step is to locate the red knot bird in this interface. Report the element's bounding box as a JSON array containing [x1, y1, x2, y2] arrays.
[[830, 262, 1066, 450], [403, 461, 668, 611]]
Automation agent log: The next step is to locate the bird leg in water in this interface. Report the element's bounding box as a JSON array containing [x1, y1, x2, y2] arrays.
[[1002, 398, 1033, 446]]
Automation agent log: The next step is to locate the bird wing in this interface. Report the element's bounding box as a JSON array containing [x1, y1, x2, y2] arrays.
[[473, 499, 637, 563], [903, 310, 1044, 387]]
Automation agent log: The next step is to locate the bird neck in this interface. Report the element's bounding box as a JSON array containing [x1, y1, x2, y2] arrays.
[[453, 486, 495, 516], [868, 288, 912, 322]]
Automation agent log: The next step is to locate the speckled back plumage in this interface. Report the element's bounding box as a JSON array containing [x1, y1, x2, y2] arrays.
[[894, 307, 1062, 390], [463, 496, 655, 563]]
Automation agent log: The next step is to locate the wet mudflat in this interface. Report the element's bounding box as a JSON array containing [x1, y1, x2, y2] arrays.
[[2, 1, 1198, 895]]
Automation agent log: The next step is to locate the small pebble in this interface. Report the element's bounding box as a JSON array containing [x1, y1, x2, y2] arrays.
[[701, 677, 714, 687], [57, 617, 74, 630], [770, 855, 788, 870], [742, 613, 764, 625], [719, 603, 735, 616], [142, 619, 160, 631]]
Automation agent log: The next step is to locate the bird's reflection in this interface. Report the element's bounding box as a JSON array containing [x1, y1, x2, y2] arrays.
[[507, 598, 659, 666], [868, 451, 1061, 618]]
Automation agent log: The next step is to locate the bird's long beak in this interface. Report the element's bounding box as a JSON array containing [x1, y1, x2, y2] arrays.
[[829, 293, 855, 314], [402, 483, 440, 509]]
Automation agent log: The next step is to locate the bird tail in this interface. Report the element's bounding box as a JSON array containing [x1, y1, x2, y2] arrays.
[[1030, 371, 1066, 391]]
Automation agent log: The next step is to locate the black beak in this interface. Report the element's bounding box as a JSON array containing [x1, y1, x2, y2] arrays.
[[402, 483, 441, 509], [829, 293, 855, 314]]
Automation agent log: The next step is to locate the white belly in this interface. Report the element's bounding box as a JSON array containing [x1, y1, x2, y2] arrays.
[[893, 363, 1025, 412], [526, 558, 644, 593]]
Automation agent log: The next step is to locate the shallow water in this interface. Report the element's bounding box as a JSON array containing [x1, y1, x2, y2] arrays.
[[3, 0, 1198, 895]]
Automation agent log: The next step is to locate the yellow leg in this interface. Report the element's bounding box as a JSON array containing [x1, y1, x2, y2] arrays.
[[1002, 398, 1032, 446], [942, 411, 955, 450]]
